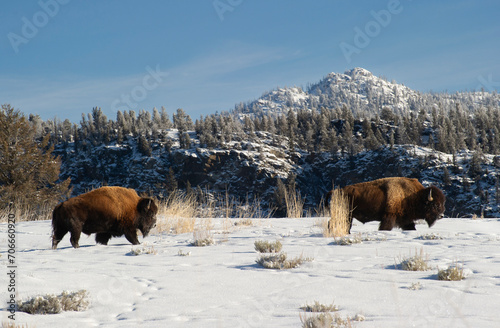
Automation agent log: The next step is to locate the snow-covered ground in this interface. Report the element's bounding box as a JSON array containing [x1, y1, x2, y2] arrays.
[[2, 216, 499, 327]]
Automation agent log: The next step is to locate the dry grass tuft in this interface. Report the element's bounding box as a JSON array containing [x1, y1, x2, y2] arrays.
[[300, 312, 361, 328], [17, 290, 90, 315], [254, 240, 283, 253], [191, 231, 215, 247], [191, 218, 214, 246], [326, 189, 351, 238], [282, 186, 305, 218], [235, 195, 268, 219], [177, 249, 191, 256], [128, 245, 158, 256], [418, 233, 443, 240], [300, 301, 339, 313], [408, 282, 423, 290], [256, 252, 312, 270], [438, 262, 467, 281], [333, 233, 387, 245], [334, 233, 363, 245], [398, 248, 431, 271], [234, 218, 254, 226]]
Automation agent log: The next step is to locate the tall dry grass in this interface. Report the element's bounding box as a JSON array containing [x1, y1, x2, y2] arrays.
[[322, 188, 351, 238], [0, 201, 54, 222], [155, 191, 197, 234], [155, 189, 269, 235], [284, 187, 305, 218]]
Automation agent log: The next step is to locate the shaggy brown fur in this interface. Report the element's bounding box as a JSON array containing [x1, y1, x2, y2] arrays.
[[52, 186, 158, 249], [327, 177, 445, 233]]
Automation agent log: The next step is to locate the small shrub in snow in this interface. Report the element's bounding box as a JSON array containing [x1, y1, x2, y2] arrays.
[[234, 218, 253, 226], [256, 252, 312, 270], [333, 233, 387, 245], [300, 301, 339, 313], [191, 236, 215, 247], [398, 248, 431, 271], [352, 314, 365, 322], [177, 249, 191, 256], [129, 245, 157, 256], [191, 224, 215, 247], [438, 263, 468, 281], [334, 234, 363, 245], [300, 312, 363, 328], [408, 282, 423, 290], [418, 233, 443, 240], [17, 290, 90, 314], [254, 240, 283, 253]]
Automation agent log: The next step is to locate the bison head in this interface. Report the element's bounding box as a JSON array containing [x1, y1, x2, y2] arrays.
[[422, 186, 446, 227], [137, 198, 158, 237]]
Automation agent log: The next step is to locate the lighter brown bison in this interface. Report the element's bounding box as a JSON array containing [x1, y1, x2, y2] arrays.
[[52, 186, 158, 249], [327, 177, 445, 233]]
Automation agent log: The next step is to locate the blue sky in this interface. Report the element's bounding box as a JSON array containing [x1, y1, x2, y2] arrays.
[[1, 0, 499, 123]]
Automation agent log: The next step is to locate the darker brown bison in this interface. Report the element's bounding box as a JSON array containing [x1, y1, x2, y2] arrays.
[[52, 186, 158, 249], [327, 177, 445, 232]]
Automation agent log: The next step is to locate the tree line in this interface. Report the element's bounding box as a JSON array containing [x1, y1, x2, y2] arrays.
[[30, 102, 500, 158]]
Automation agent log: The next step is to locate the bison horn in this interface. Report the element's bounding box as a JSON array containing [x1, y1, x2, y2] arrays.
[[428, 189, 433, 202], [146, 199, 151, 210]]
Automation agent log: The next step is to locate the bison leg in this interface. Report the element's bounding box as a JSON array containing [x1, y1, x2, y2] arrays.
[[95, 232, 112, 245], [69, 228, 82, 248], [124, 230, 140, 245], [379, 216, 396, 231], [401, 222, 416, 230], [52, 227, 69, 250]]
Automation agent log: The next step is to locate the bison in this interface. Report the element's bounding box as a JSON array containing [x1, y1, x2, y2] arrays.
[[52, 186, 158, 249], [327, 177, 445, 233]]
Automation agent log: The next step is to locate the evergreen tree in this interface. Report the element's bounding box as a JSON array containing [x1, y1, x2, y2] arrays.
[[165, 167, 178, 194], [138, 135, 152, 156], [173, 108, 193, 132], [287, 110, 298, 151], [443, 166, 452, 186], [179, 132, 192, 149], [160, 106, 173, 129], [0, 104, 71, 218]]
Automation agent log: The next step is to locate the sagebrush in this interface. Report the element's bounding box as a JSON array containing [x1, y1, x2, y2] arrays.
[[254, 240, 283, 253], [256, 252, 312, 270], [398, 248, 431, 271], [300, 301, 339, 313], [300, 312, 355, 328], [17, 290, 90, 315], [438, 263, 467, 281]]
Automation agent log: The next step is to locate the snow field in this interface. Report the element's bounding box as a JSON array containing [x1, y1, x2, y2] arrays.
[[2, 217, 499, 327]]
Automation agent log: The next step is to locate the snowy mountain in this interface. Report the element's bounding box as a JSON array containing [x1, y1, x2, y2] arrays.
[[233, 68, 500, 118]]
